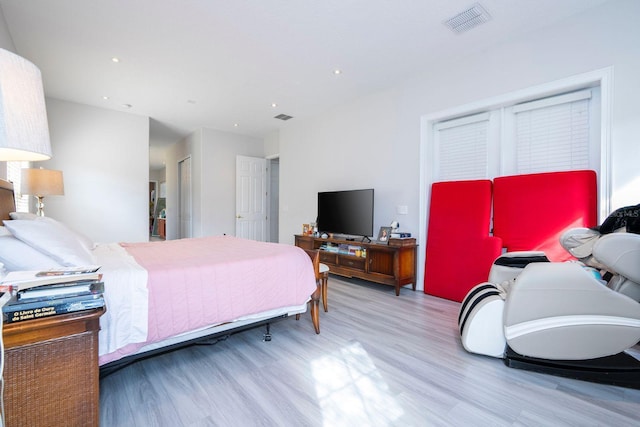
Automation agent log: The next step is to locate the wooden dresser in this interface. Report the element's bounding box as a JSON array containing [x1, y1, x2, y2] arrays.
[[2, 307, 105, 427], [295, 234, 417, 295]]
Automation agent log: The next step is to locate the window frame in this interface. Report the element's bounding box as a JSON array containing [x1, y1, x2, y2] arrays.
[[5, 161, 30, 213], [418, 67, 613, 291]]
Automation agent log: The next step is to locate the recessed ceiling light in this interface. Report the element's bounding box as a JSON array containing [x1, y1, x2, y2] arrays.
[[233, 123, 239, 127], [111, 57, 120, 63], [333, 69, 342, 75], [271, 103, 278, 108], [102, 96, 109, 100]]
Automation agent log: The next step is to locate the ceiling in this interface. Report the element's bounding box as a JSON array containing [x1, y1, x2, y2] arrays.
[[0, 0, 610, 168]]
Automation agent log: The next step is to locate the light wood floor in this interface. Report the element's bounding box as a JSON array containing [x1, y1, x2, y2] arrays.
[[100, 277, 640, 426]]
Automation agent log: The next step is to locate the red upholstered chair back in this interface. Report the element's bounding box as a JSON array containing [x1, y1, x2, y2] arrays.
[[427, 180, 494, 240], [493, 170, 598, 261], [424, 180, 503, 302]]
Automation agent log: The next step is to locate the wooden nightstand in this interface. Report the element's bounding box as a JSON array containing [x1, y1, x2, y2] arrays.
[[2, 307, 105, 427]]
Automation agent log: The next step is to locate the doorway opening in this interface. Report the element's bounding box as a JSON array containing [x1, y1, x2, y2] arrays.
[[149, 180, 157, 238]]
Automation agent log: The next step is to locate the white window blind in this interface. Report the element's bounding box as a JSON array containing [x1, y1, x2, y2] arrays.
[[434, 113, 490, 181], [6, 161, 29, 212], [432, 87, 599, 182], [512, 89, 592, 174]]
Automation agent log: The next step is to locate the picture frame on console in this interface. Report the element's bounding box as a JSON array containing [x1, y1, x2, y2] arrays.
[[377, 226, 391, 243]]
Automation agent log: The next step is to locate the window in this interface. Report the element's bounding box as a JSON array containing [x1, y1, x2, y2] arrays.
[[433, 113, 491, 181], [506, 88, 599, 175], [433, 87, 601, 181], [6, 161, 29, 212]]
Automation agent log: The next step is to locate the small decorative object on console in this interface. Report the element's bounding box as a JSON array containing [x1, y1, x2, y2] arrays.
[[390, 231, 412, 238], [377, 226, 391, 243]]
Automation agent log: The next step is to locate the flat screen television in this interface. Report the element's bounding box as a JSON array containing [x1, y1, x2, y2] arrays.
[[317, 189, 374, 238]]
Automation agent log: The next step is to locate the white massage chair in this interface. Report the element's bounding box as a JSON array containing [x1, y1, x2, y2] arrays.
[[458, 230, 640, 389]]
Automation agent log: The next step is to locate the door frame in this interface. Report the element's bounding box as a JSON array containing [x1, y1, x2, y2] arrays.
[[178, 155, 193, 239], [266, 154, 280, 243]]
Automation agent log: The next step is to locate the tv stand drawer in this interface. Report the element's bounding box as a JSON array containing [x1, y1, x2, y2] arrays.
[[337, 255, 366, 270], [319, 252, 337, 264]]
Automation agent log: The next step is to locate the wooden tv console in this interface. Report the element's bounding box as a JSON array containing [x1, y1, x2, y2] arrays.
[[295, 234, 417, 296]]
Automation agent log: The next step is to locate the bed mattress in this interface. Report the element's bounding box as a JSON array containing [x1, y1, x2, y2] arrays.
[[97, 236, 317, 365]]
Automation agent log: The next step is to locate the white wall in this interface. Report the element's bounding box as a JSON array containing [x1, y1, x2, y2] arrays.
[[264, 131, 280, 158], [0, 7, 14, 53], [280, 88, 412, 244], [165, 127, 263, 239], [200, 128, 263, 236], [149, 168, 165, 183], [42, 98, 149, 243], [278, 1, 640, 285]]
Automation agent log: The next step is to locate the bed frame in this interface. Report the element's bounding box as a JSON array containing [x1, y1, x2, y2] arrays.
[[99, 311, 295, 377], [0, 178, 321, 376]]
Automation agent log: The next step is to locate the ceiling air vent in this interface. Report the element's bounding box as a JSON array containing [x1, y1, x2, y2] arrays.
[[444, 3, 491, 34], [274, 113, 293, 121]]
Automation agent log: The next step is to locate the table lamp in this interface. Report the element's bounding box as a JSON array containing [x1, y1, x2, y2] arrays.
[[0, 48, 52, 162], [20, 168, 64, 216]]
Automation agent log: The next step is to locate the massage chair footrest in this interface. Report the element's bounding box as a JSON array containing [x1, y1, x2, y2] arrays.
[[504, 346, 640, 389]]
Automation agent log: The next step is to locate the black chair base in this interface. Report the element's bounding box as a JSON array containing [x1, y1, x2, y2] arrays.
[[504, 345, 640, 389]]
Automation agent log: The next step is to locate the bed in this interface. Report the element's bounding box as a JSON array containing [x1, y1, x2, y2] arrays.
[[0, 179, 320, 372]]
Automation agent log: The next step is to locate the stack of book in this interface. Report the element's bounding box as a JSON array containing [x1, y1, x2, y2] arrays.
[[0, 267, 105, 324]]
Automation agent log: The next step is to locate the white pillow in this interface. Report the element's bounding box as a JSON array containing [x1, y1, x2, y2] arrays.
[[9, 212, 38, 220], [0, 226, 10, 237], [38, 217, 95, 252], [3, 219, 96, 267], [6, 214, 95, 252], [0, 235, 63, 271]]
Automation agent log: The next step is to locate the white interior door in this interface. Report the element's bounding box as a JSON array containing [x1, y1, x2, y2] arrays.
[[178, 156, 192, 239], [236, 155, 267, 241]]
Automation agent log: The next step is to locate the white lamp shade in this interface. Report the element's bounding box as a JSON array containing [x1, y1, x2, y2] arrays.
[[20, 168, 64, 196], [0, 48, 52, 161]]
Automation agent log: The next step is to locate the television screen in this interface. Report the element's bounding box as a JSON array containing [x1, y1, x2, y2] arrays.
[[317, 189, 374, 237]]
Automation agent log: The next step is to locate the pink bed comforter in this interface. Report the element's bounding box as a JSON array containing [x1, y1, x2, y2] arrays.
[[99, 236, 316, 365]]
